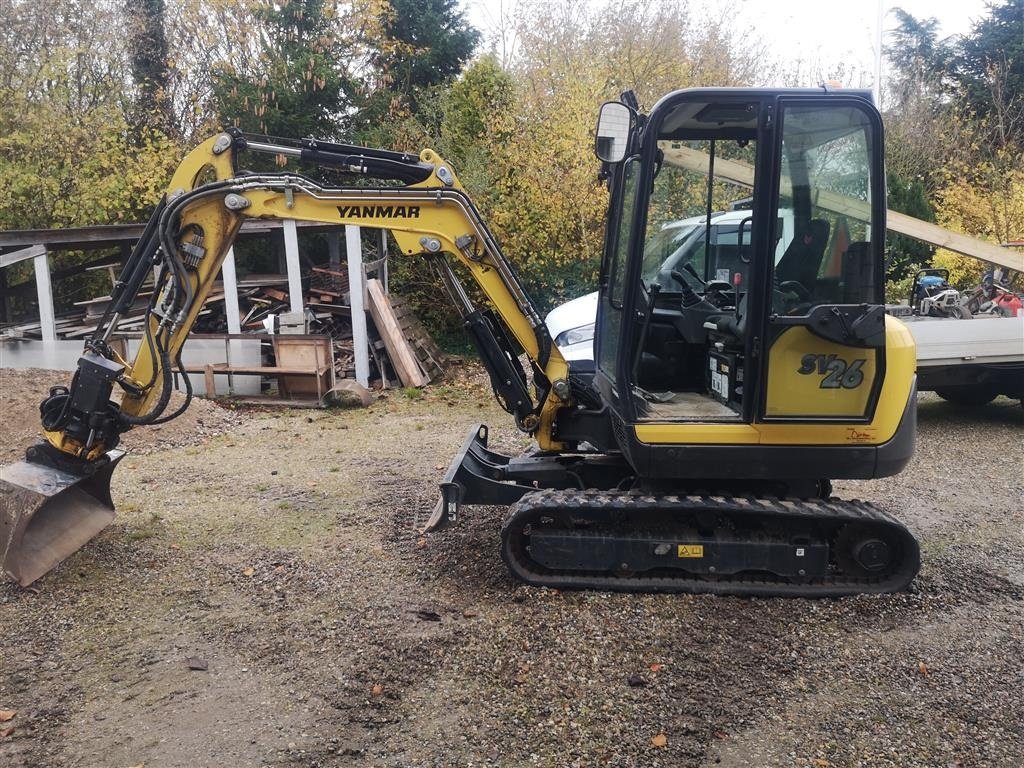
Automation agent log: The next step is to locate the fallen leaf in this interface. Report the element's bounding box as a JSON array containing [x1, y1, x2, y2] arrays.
[[651, 733, 667, 748], [811, 759, 830, 767], [415, 537, 428, 549], [462, 608, 478, 618], [918, 661, 930, 676], [186, 657, 208, 671], [0, 710, 15, 722], [713, 730, 729, 740], [1, 726, 15, 739], [370, 683, 383, 697], [649, 663, 664, 673], [126, 764, 144, 768], [627, 674, 646, 687], [242, 567, 255, 577], [274, 565, 286, 574]]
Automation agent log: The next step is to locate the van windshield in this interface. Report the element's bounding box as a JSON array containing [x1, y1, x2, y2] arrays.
[[641, 223, 701, 285], [642, 137, 758, 292]]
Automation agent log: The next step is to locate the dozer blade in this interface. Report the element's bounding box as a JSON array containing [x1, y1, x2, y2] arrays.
[[0, 449, 125, 586]]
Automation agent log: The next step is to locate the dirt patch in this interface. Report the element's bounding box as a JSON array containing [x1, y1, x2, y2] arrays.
[[0, 367, 245, 462], [0, 378, 1021, 767]]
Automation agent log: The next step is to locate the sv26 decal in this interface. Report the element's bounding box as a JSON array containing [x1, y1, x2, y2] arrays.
[[797, 354, 867, 389]]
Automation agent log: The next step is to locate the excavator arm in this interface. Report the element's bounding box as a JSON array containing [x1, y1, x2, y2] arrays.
[[1, 130, 572, 585], [44, 131, 571, 455]]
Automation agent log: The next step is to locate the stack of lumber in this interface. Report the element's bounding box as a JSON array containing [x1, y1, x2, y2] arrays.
[[2, 263, 445, 392]]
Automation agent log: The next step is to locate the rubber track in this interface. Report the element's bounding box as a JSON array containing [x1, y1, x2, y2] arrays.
[[500, 489, 921, 597]]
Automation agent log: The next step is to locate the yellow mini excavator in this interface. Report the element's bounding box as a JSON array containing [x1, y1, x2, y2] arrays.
[[0, 87, 920, 595]]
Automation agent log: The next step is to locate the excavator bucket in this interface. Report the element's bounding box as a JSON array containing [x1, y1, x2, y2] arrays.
[[0, 450, 125, 586]]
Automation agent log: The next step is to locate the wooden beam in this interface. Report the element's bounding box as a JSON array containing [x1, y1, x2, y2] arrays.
[[0, 220, 339, 251], [887, 212, 1022, 270], [366, 278, 427, 387], [0, 244, 46, 269], [661, 145, 1024, 273]]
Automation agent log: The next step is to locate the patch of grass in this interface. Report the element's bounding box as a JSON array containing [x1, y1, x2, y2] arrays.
[[402, 386, 423, 400], [124, 511, 165, 542]]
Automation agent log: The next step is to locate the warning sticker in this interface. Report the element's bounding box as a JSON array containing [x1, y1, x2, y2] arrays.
[[677, 544, 704, 558]]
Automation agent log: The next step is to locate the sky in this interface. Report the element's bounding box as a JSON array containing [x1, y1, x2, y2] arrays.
[[460, 0, 993, 95]]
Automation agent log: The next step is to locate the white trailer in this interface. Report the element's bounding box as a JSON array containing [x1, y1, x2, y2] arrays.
[[904, 314, 1024, 406]]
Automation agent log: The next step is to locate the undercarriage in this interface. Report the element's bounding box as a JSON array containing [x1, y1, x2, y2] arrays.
[[425, 424, 920, 597]]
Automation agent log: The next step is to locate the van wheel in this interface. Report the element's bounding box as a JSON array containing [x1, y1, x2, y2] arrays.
[[934, 386, 999, 406]]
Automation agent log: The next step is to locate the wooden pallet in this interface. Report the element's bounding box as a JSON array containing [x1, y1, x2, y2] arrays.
[[388, 295, 445, 382]]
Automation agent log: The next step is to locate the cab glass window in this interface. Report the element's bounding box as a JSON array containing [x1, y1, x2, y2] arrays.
[[773, 104, 875, 312], [598, 157, 641, 380]]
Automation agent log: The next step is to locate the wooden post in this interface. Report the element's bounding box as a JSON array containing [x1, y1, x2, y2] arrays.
[[282, 219, 304, 314], [221, 247, 242, 335], [33, 247, 56, 342], [204, 364, 217, 398], [346, 225, 370, 387], [221, 247, 243, 392]]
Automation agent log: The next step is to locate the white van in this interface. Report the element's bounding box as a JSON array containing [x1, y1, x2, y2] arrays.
[[546, 208, 795, 362]]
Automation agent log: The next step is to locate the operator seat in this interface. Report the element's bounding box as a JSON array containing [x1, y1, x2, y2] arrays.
[[776, 218, 830, 291]]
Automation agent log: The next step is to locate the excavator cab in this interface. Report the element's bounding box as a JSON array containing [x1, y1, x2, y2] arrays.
[[591, 89, 909, 475]]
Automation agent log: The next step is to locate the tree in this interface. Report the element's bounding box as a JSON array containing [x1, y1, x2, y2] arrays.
[[211, 0, 359, 138], [374, 0, 479, 97], [885, 172, 935, 283], [125, 0, 174, 137], [952, 0, 1023, 147], [354, 0, 479, 140]]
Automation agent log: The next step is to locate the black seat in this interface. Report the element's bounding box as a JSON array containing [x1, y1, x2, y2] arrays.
[[776, 218, 831, 290]]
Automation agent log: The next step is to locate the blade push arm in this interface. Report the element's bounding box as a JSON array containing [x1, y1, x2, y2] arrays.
[[38, 132, 571, 464]]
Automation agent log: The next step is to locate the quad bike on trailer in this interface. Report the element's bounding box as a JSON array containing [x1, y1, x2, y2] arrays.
[[1, 88, 919, 596]]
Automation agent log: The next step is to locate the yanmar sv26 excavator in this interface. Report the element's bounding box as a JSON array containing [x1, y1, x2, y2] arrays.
[[0, 88, 920, 595]]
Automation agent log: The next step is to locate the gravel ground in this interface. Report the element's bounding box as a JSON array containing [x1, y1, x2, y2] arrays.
[[0, 368, 1021, 768]]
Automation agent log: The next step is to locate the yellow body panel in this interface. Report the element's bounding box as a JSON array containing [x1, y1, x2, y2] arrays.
[[633, 316, 916, 447], [764, 326, 877, 418]]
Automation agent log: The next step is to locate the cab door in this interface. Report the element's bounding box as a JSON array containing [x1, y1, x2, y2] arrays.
[[759, 98, 888, 422], [595, 156, 642, 407]]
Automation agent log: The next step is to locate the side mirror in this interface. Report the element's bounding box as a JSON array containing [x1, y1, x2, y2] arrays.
[[594, 101, 633, 163]]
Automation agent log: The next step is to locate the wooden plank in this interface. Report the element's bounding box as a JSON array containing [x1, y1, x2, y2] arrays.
[[204, 365, 217, 397], [261, 287, 289, 302], [662, 145, 1024, 273], [886, 211, 1022, 270], [366, 278, 428, 387], [0, 220, 337, 251], [311, 266, 348, 278], [183, 366, 329, 376], [0, 244, 46, 269]]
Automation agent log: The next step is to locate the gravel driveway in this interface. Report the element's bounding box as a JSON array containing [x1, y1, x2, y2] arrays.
[[1, 370, 1021, 768]]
